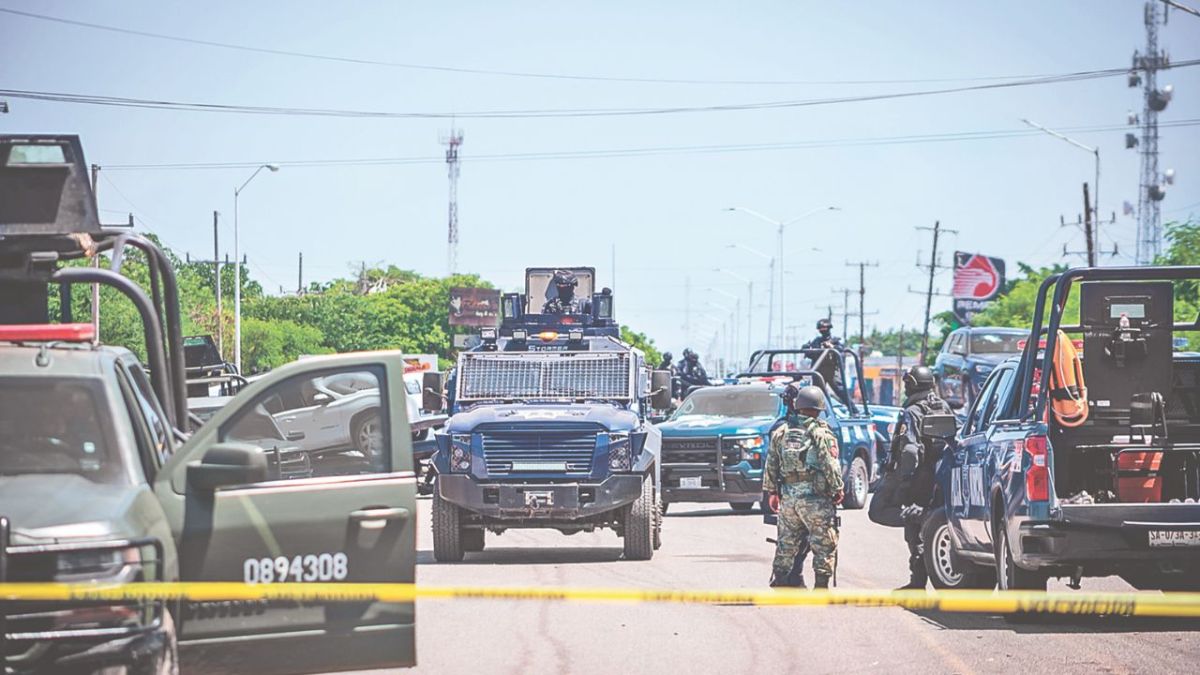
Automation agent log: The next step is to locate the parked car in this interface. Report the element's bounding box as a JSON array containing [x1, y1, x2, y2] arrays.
[[932, 327, 1026, 409], [265, 372, 386, 465]]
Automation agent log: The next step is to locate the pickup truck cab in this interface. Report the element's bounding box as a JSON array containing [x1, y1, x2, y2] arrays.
[[930, 267, 1200, 592], [932, 327, 1026, 409]]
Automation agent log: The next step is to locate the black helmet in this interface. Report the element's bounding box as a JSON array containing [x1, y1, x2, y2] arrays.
[[903, 365, 936, 395], [661, 351, 673, 362], [783, 383, 826, 412], [551, 269, 578, 288], [682, 348, 696, 361], [817, 318, 833, 333]]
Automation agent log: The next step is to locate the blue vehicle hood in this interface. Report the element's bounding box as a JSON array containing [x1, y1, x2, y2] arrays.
[[447, 403, 638, 432], [658, 414, 776, 437]]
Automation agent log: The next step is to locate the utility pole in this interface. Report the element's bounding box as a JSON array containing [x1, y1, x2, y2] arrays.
[[832, 287, 854, 340], [443, 127, 464, 275], [90, 164, 101, 339], [1062, 186, 1118, 264], [845, 261, 879, 344], [915, 221, 957, 362], [1129, 0, 1176, 264], [297, 251, 304, 295], [214, 212, 221, 354]]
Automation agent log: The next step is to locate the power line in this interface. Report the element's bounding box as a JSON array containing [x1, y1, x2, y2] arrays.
[[6, 60, 1199, 121], [96, 118, 1200, 172], [0, 6, 1161, 88]]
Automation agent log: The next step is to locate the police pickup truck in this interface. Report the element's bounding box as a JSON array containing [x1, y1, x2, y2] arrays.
[[430, 267, 671, 561], [926, 268, 1200, 592], [0, 135, 417, 673]]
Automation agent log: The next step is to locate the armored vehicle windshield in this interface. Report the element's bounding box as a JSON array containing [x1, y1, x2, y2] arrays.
[[457, 350, 633, 402]]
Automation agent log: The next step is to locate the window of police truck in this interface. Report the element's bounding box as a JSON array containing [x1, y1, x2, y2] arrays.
[[672, 388, 781, 419], [0, 378, 127, 484], [970, 332, 1025, 354]]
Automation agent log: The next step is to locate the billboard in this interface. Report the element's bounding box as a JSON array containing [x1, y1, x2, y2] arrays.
[[449, 287, 501, 327], [952, 251, 1006, 324]]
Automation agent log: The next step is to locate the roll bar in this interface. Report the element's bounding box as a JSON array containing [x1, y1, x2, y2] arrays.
[[742, 347, 872, 415]]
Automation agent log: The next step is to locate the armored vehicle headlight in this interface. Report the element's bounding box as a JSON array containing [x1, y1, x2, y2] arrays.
[[450, 434, 473, 472], [608, 433, 631, 471]]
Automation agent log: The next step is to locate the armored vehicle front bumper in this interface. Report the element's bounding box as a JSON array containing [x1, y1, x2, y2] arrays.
[[437, 473, 645, 520]]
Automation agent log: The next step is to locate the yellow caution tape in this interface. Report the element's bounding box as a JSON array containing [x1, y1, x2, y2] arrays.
[[0, 582, 1199, 617]]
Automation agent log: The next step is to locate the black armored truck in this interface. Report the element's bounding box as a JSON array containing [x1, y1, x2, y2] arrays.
[[429, 267, 672, 561]]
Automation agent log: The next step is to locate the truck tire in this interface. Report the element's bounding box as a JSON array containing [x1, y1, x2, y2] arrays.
[[994, 516, 1046, 591], [729, 502, 755, 512], [462, 528, 485, 552], [623, 475, 655, 561], [922, 508, 995, 590], [432, 489, 465, 562], [842, 456, 870, 510]]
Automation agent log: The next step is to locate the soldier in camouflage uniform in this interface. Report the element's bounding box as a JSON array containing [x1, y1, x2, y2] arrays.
[[765, 384, 845, 589]]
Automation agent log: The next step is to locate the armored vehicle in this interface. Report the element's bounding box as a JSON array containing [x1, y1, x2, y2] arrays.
[[430, 267, 671, 561], [0, 135, 417, 673]]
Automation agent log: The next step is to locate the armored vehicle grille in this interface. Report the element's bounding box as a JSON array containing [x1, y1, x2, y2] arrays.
[[481, 430, 598, 474], [458, 352, 631, 401]]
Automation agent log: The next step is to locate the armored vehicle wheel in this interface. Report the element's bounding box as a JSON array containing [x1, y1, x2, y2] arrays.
[[432, 489, 465, 562], [842, 456, 870, 510], [729, 502, 755, 512], [922, 508, 995, 590], [462, 528, 485, 552], [622, 475, 655, 561]]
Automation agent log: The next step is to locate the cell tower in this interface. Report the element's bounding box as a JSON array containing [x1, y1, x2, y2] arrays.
[[1128, 1, 1176, 265], [443, 127, 464, 274]]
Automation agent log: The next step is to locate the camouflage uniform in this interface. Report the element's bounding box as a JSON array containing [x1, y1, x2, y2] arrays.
[[765, 414, 844, 582]]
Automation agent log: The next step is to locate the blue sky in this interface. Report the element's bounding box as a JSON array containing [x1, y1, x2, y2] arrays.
[[2, 1, 1198, 360]]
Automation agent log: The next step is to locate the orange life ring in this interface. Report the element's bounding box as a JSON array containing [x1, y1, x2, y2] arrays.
[[1049, 329, 1088, 427]]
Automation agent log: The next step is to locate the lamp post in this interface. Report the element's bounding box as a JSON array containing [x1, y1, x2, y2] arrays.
[[1021, 118, 1101, 266], [233, 164, 279, 373], [704, 301, 733, 375], [725, 205, 840, 346], [716, 268, 753, 355], [727, 243, 775, 346], [708, 287, 741, 369]]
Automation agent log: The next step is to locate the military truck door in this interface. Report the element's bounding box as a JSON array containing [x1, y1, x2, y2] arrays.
[[154, 354, 416, 673]]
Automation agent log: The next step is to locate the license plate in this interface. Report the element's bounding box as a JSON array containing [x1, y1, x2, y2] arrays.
[[680, 476, 704, 489], [1148, 530, 1200, 548]]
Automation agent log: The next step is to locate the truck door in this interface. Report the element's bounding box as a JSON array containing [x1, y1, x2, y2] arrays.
[[154, 354, 416, 674], [954, 366, 1014, 550]]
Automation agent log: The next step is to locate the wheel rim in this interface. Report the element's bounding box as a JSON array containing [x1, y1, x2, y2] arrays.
[[932, 523, 964, 586], [852, 463, 868, 504], [359, 416, 383, 458]]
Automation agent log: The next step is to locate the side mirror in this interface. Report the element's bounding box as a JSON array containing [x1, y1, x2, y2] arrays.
[[188, 442, 269, 491], [423, 371, 447, 412], [921, 413, 958, 441], [312, 392, 332, 405], [650, 370, 674, 410]]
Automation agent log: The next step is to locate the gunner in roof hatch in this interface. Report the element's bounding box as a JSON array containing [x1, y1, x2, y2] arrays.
[[542, 269, 590, 314]]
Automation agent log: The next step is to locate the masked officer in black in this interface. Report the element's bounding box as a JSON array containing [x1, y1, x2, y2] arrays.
[[802, 319, 849, 405], [884, 365, 955, 589], [676, 348, 711, 392], [542, 269, 590, 314], [657, 352, 675, 374]]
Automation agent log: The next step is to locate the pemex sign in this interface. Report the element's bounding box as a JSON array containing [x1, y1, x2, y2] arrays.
[[951, 252, 1006, 324]]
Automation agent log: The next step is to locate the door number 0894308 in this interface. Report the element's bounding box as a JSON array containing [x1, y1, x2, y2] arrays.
[[243, 552, 348, 584]]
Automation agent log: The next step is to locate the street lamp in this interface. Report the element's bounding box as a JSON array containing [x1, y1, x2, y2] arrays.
[[1021, 118, 1101, 266], [726, 243, 775, 346], [233, 163, 279, 373], [725, 205, 840, 346], [708, 287, 741, 368], [715, 268, 753, 355]]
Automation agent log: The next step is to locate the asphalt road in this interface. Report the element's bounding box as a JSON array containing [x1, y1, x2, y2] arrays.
[[376, 497, 1199, 675]]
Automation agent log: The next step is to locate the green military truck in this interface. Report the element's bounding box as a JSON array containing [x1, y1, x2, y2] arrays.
[[0, 135, 417, 673]]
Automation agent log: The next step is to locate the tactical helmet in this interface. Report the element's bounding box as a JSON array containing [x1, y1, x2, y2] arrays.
[[682, 347, 697, 362], [783, 383, 826, 412], [661, 351, 673, 362], [817, 318, 833, 332], [903, 365, 936, 395], [551, 269, 578, 288]]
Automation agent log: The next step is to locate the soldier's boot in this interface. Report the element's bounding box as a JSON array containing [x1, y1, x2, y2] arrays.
[[769, 570, 806, 588], [813, 574, 831, 589], [896, 559, 928, 590]]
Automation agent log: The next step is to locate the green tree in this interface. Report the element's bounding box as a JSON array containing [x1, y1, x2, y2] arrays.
[[620, 325, 662, 367], [240, 317, 331, 372]]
